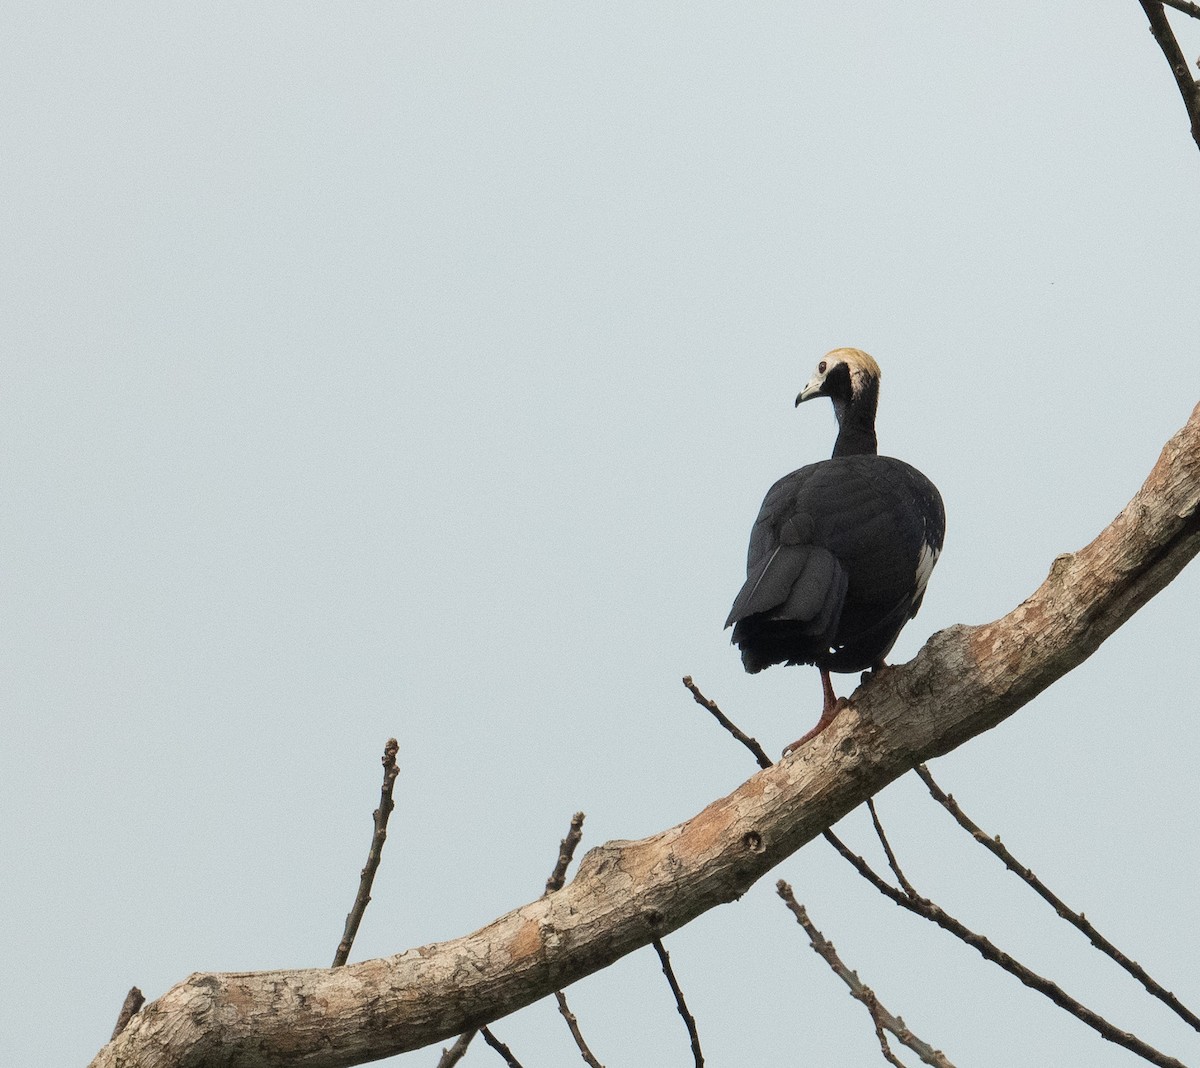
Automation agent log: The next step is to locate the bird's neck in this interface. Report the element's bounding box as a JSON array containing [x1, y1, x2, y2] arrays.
[[830, 380, 879, 457]]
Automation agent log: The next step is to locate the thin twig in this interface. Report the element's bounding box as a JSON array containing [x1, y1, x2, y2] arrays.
[[555, 992, 605, 1068], [436, 1029, 478, 1068], [681, 677, 917, 1064], [480, 1026, 526, 1068], [333, 738, 401, 967], [777, 881, 953, 1068], [543, 813, 605, 1068], [914, 764, 1200, 1033], [823, 830, 1188, 1068], [681, 675, 773, 769], [653, 938, 705, 1068], [442, 813, 594, 1067], [684, 676, 1183, 1067], [1161, 0, 1200, 20], [1139, 0, 1200, 153], [110, 987, 145, 1041], [867, 798, 917, 897], [547, 812, 586, 895]]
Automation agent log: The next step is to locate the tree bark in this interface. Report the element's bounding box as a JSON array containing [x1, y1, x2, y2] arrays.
[[90, 402, 1200, 1068]]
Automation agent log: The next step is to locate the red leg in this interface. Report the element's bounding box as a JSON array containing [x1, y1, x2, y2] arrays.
[[782, 667, 847, 756]]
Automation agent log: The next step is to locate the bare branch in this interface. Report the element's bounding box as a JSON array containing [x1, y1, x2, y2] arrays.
[[778, 881, 954, 1068], [436, 1030, 478, 1068], [333, 738, 401, 968], [914, 764, 1200, 1033], [866, 799, 917, 897], [1161, 0, 1200, 22], [544, 813, 605, 1068], [823, 831, 1188, 1068], [90, 403, 1200, 1068], [447, 811, 594, 1066], [652, 939, 704, 1068], [480, 1026, 525, 1068], [547, 812, 586, 896], [682, 675, 772, 769], [110, 987, 145, 1042], [1139, 0, 1200, 153], [554, 992, 605, 1068]]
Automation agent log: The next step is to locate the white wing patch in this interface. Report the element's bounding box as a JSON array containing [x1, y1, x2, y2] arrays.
[[913, 540, 939, 600]]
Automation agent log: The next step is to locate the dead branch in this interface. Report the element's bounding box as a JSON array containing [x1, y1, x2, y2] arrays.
[[1138, 0, 1200, 153], [1161, 0, 1200, 19], [867, 799, 917, 897], [442, 812, 595, 1067], [682, 675, 772, 769], [333, 738, 400, 968], [547, 813, 587, 896], [822, 831, 1188, 1068], [652, 939, 704, 1068], [553, 992, 604, 1068], [914, 764, 1200, 1032], [111, 987, 145, 1042], [435, 1030, 477, 1068], [90, 403, 1200, 1068], [479, 1027, 524, 1068], [777, 882, 955, 1068]]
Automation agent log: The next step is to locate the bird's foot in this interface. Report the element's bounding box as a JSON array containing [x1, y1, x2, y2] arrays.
[[781, 697, 849, 758], [861, 660, 894, 686]]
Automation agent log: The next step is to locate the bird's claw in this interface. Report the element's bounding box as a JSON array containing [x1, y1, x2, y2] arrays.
[[781, 698, 849, 757]]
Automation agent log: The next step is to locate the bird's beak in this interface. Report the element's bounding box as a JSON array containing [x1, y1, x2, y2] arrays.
[[795, 375, 824, 406]]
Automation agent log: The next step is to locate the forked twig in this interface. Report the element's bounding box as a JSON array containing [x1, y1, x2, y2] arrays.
[[1138, 0, 1200, 153], [1161, 0, 1200, 18], [778, 882, 955, 1068], [333, 738, 400, 967], [914, 764, 1200, 1033], [822, 829, 1188, 1068]]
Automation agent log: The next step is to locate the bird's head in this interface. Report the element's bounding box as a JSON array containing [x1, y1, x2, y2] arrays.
[[796, 348, 882, 409]]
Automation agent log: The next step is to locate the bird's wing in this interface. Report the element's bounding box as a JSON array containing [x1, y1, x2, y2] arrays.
[[724, 541, 848, 631], [725, 466, 850, 632]]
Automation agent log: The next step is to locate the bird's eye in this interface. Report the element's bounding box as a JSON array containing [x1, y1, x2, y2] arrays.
[[818, 361, 827, 374]]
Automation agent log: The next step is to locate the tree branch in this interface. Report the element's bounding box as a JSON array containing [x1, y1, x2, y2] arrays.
[[441, 812, 593, 1068], [652, 939, 704, 1068], [822, 831, 1188, 1068], [90, 401, 1200, 1068], [777, 882, 955, 1068], [1161, 0, 1200, 19], [914, 764, 1200, 1033], [479, 1027, 525, 1068], [682, 675, 772, 769], [435, 1029, 477, 1068], [111, 987, 145, 1041], [333, 739, 400, 968], [1139, 0, 1200, 154]]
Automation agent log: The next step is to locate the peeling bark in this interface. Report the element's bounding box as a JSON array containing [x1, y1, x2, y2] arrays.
[[90, 402, 1200, 1068]]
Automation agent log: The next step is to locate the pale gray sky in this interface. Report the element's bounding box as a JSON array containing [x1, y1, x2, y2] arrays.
[[4, 4, 1200, 1066]]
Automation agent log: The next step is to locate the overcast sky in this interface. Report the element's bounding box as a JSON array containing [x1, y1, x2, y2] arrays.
[[4, 4, 1200, 1067]]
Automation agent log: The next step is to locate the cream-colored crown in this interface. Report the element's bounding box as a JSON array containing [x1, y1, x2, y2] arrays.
[[823, 347, 881, 382]]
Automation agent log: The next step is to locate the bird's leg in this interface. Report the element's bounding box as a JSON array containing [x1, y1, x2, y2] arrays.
[[782, 667, 848, 757]]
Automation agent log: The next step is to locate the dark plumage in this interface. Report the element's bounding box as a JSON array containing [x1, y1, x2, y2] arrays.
[[726, 348, 945, 750]]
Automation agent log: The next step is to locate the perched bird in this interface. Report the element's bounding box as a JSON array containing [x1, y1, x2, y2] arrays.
[[725, 348, 945, 753]]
